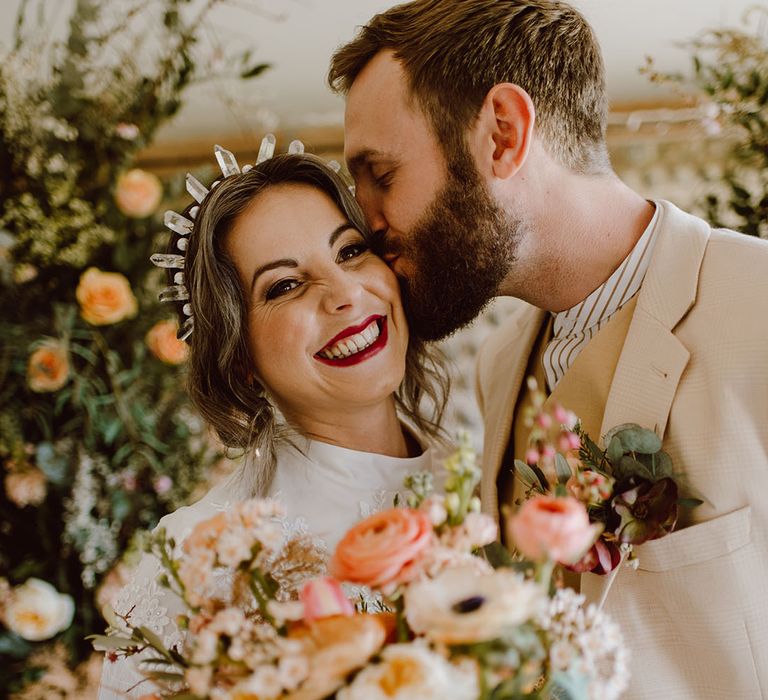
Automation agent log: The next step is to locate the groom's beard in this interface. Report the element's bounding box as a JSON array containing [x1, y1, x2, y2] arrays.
[[392, 151, 521, 341]]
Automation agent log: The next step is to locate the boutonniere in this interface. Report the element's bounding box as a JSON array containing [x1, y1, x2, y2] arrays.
[[511, 378, 703, 575]]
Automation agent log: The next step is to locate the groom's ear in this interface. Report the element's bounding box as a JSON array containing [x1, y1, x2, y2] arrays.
[[476, 83, 535, 180]]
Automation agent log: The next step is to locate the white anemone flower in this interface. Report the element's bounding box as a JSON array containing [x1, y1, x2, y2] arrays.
[[405, 567, 546, 644]]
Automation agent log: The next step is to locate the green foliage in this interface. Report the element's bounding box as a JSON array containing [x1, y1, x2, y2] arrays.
[[0, 0, 270, 694], [644, 7, 768, 237]]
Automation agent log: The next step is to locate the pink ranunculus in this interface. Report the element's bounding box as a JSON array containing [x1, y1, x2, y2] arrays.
[[329, 508, 433, 590], [300, 577, 354, 622], [507, 495, 601, 565]]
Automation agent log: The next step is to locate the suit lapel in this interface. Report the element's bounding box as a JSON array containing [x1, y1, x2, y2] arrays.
[[583, 200, 710, 605], [480, 306, 546, 521]]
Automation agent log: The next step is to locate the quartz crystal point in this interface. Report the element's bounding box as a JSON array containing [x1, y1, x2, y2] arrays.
[[150, 253, 185, 269], [159, 285, 190, 302], [164, 210, 193, 235], [256, 133, 277, 163], [327, 160, 341, 173], [185, 173, 209, 203], [288, 140, 305, 155], [177, 317, 194, 342], [214, 145, 240, 177]]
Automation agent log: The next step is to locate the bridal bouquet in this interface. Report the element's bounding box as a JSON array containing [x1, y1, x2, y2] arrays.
[[93, 437, 628, 700], [510, 379, 703, 574]]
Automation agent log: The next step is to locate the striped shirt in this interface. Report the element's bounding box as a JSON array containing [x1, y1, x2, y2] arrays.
[[542, 204, 660, 391]]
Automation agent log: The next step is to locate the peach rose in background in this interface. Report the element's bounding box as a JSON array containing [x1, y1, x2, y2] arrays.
[[329, 508, 433, 590], [4, 467, 47, 508], [27, 341, 70, 392], [146, 319, 189, 364], [76, 267, 138, 325], [114, 168, 163, 218], [507, 495, 602, 565]]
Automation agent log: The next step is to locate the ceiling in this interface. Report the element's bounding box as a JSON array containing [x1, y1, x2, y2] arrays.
[[2, 0, 763, 142]]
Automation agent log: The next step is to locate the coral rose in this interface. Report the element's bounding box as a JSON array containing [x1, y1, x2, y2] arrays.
[[27, 342, 70, 392], [507, 495, 601, 565], [76, 267, 138, 325], [329, 508, 433, 590], [146, 319, 189, 364], [114, 168, 163, 218]]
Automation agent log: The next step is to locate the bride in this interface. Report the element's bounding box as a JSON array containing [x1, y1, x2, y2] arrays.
[[98, 146, 449, 698]]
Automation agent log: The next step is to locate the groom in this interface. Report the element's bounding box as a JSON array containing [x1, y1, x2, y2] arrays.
[[329, 0, 768, 697]]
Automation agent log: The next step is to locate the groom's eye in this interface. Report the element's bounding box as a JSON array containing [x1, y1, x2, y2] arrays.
[[373, 171, 393, 189]]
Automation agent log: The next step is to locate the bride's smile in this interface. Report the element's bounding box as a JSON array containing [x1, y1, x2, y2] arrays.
[[315, 314, 387, 364]]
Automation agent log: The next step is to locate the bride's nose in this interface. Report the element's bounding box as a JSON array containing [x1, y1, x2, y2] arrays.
[[320, 268, 364, 314]]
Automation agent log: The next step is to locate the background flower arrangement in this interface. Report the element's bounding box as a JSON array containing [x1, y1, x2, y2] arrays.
[[0, 1, 269, 695], [643, 5, 768, 238]]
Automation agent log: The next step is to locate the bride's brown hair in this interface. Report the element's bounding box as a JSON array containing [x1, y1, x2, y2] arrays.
[[169, 153, 449, 495]]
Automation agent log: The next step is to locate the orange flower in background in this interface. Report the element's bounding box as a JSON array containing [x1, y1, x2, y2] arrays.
[[114, 168, 163, 218], [27, 342, 70, 392], [146, 319, 189, 364], [76, 267, 138, 326], [329, 508, 433, 590]]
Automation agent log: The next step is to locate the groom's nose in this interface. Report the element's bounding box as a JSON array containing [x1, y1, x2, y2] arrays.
[[354, 184, 388, 239]]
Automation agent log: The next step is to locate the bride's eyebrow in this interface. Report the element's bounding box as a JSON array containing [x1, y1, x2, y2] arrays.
[[249, 223, 358, 293]]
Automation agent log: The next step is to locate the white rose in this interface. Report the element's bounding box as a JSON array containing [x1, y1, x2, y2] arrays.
[[4, 578, 75, 641]]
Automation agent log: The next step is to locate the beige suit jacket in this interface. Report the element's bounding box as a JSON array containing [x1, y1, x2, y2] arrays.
[[476, 201, 768, 699]]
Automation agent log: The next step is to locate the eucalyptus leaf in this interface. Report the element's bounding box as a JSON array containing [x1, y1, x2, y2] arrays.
[[544, 669, 590, 700], [677, 497, 704, 509], [617, 455, 654, 481], [606, 436, 624, 464], [137, 626, 170, 655], [614, 424, 662, 454], [0, 631, 33, 658]]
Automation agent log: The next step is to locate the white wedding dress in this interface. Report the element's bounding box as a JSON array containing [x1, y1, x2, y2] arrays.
[[98, 433, 439, 699]]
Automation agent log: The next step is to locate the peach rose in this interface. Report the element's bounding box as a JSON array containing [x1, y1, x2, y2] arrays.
[[76, 267, 138, 326], [114, 168, 163, 218], [329, 508, 433, 590], [146, 319, 189, 364], [27, 342, 70, 392], [507, 495, 601, 565], [4, 468, 47, 507]]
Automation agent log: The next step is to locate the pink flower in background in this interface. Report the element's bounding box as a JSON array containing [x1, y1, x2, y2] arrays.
[[507, 495, 601, 565], [300, 577, 354, 622], [27, 341, 70, 392], [114, 168, 163, 218], [153, 475, 173, 495], [115, 122, 140, 140], [329, 508, 433, 590]]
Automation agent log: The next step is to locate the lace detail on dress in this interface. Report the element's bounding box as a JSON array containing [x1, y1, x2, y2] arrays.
[[115, 564, 172, 638], [358, 489, 391, 519]]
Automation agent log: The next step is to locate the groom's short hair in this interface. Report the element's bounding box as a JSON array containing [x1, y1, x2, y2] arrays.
[[329, 0, 611, 175]]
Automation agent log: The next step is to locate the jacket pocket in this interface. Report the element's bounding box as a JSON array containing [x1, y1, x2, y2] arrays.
[[636, 505, 752, 572]]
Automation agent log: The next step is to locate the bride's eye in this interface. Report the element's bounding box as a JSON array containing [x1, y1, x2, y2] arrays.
[[338, 241, 369, 262], [266, 278, 300, 300]]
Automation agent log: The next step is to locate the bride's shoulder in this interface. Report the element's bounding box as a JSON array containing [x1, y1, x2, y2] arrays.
[[155, 478, 243, 544]]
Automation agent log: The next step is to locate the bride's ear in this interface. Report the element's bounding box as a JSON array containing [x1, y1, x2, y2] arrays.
[[475, 83, 535, 180]]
